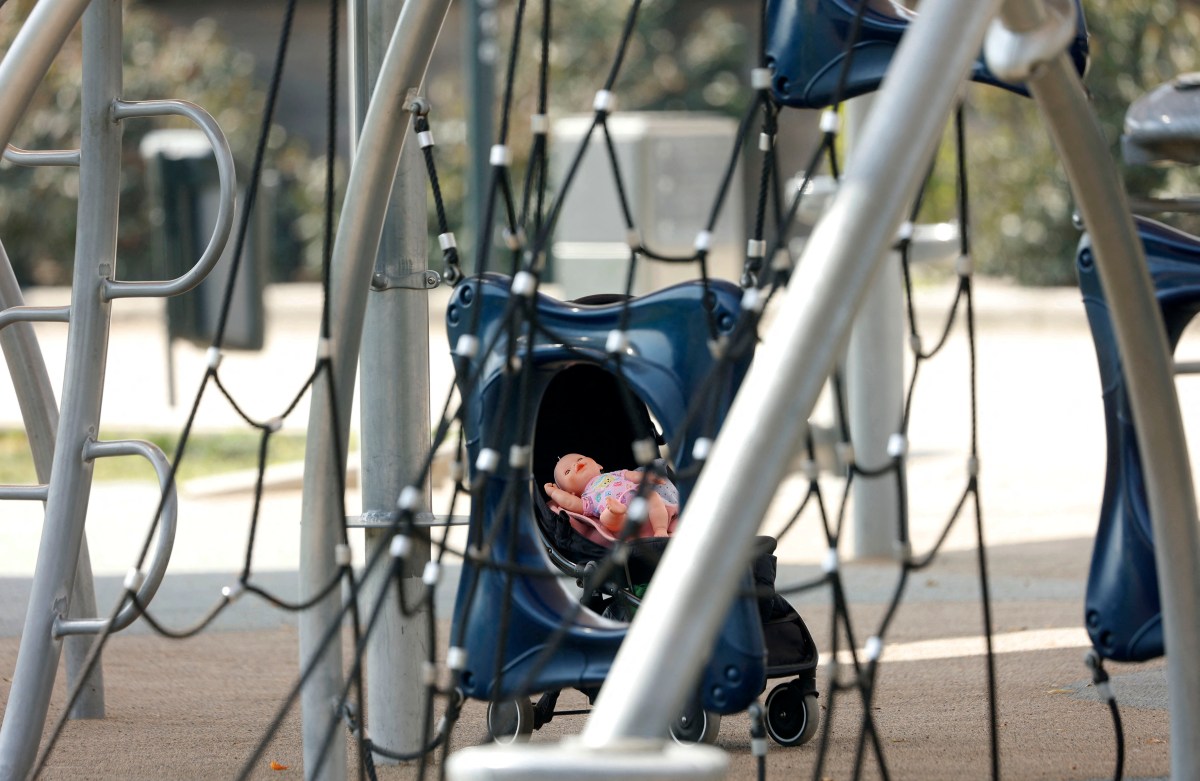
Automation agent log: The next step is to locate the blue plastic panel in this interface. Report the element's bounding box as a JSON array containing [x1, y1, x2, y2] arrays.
[[1077, 217, 1200, 662], [446, 273, 766, 712], [765, 0, 1089, 109]]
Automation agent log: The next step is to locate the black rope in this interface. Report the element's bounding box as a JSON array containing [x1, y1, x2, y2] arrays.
[[1086, 651, 1126, 781], [127, 591, 231, 640], [414, 113, 462, 285], [496, 0, 530, 146], [240, 427, 273, 582]]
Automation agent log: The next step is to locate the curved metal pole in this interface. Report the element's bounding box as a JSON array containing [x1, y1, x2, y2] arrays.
[[1007, 7, 1200, 777], [0, 243, 105, 722], [55, 438, 179, 636], [0, 0, 92, 152], [296, 0, 450, 776], [580, 0, 1002, 747], [104, 98, 235, 300]]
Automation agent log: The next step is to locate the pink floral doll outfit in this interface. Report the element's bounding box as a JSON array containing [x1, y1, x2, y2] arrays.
[[581, 470, 680, 518]]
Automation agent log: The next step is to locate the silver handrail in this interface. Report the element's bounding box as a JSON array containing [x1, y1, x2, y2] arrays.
[[0, 305, 69, 331], [0, 485, 49, 501], [3, 144, 81, 167], [103, 98, 235, 301], [54, 438, 179, 636]]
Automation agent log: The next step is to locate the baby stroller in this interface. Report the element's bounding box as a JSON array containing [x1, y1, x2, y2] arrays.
[[446, 273, 820, 746]]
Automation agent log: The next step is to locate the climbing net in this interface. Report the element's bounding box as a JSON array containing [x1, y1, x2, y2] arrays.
[[22, 1, 1126, 780]]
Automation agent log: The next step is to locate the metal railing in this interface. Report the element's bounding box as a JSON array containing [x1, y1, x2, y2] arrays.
[[0, 1, 234, 777]]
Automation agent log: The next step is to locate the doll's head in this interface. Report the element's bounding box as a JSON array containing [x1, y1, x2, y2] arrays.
[[554, 453, 603, 495]]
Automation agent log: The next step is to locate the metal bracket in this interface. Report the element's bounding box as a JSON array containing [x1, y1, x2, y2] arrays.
[[405, 89, 431, 116], [984, 0, 1077, 83], [370, 269, 441, 291], [367, 89, 437, 294]]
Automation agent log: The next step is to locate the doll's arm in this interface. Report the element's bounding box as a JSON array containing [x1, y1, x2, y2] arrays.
[[544, 483, 586, 514]]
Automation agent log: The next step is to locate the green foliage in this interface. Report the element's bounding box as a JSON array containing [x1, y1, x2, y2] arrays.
[[0, 426, 311, 483], [961, 0, 1200, 286], [28, 0, 1175, 292], [428, 0, 1200, 289], [518, 0, 752, 117], [423, 0, 751, 261], [0, 1, 328, 287]]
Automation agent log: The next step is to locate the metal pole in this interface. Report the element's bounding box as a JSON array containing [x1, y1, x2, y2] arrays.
[[1000, 3, 1200, 775], [843, 93, 905, 559], [0, 0, 124, 775], [297, 0, 450, 777], [0, 243, 106, 720], [349, 0, 434, 763], [579, 0, 1002, 744]]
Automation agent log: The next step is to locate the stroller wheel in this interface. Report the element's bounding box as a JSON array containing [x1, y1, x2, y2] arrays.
[[764, 681, 820, 747], [669, 696, 722, 745], [487, 697, 535, 744]]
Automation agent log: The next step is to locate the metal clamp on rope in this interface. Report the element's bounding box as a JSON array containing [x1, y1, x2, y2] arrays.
[[1084, 650, 1115, 703], [748, 703, 768, 758], [984, 0, 1077, 83], [405, 91, 431, 117]]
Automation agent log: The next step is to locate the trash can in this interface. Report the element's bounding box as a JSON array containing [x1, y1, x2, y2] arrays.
[[549, 112, 744, 299], [141, 128, 268, 352]]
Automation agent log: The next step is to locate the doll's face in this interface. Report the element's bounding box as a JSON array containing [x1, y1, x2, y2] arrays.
[[554, 453, 602, 494]]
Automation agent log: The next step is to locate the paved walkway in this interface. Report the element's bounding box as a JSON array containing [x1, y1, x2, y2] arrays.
[[0, 278, 1181, 779]]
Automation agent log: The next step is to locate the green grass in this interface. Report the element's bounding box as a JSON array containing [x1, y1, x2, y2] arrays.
[[0, 427, 322, 485]]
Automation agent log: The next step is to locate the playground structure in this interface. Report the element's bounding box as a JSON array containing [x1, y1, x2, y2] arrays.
[[1, 0, 1200, 780]]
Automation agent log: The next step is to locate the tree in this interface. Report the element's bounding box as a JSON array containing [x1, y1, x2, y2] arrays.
[[0, 1, 324, 287], [965, 0, 1200, 285], [423, 0, 752, 257]]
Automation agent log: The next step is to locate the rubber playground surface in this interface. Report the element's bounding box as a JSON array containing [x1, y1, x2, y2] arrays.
[[0, 548, 1171, 780], [0, 280, 1181, 779]]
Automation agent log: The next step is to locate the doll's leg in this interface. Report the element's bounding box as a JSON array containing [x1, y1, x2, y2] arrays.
[[646, 492, 669, 537], [599, 496, 627, 531]]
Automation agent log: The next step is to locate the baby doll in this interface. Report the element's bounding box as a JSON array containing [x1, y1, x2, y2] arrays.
[[543, 452, 677, 537]]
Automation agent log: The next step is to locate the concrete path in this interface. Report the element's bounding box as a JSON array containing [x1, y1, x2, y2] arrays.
[[0, 278, 1182, 779]]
